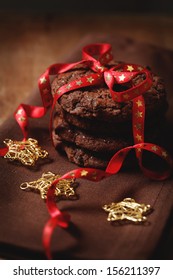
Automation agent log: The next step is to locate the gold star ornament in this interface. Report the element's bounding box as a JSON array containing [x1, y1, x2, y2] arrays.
[[20, 171, 78, 200], [103, 198, 151, 223], [3, 138, 48, 166]]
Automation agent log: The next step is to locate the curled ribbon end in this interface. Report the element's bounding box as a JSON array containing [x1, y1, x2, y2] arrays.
[[43, 212, 71, 260], [57, 212, 71, 228]]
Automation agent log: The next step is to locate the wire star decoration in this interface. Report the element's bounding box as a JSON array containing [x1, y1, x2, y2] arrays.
[[103, 198, 151, 223], [20, 171, 78, 200], [3, 138, 48, 166]]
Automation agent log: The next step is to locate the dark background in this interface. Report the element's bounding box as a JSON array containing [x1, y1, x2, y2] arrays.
[[0, 0, 173, 14]]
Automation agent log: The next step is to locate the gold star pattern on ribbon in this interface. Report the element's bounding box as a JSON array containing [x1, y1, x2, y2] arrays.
[[127, 65, 134, 72], [16, 109, 23, 115], [20, 171, 77, 200], [138, 66, 143, 71], [40, 77, 47, 84], [76, 80, 83, 86], [151, 145, 158, 152], [136, 100, 143, 107], [135, 111, 143, 118], [119, 74, 126, 82], [95, 65, 105, 72], [69, 171, 75, 177], [80, 170, 88, 177], [105, 73, 112, 82], [87, 76, 94, 83], [18, 116, 26, 122], [103, 198, 151, 223], [136, 134, 142, 141], [57, 89, 62, 95], [135, 123, 142, 130], [123, 93, 130, 100], [3, 138, 48, 166], [162, 151, 168, 158], [90, 171, 98, 180], [66, 84, 72, 90]]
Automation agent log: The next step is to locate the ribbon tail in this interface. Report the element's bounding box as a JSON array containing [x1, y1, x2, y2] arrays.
[[42, 217, 58, 260], [43, 213, 70, 260], [106, 146, 132, 174]]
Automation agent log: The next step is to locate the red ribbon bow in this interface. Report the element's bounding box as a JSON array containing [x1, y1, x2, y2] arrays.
[[0, 43, 172, 259]]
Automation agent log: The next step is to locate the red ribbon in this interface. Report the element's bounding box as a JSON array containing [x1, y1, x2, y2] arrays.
[[44, 139, 172, 258], [0, 43, 172, 259]]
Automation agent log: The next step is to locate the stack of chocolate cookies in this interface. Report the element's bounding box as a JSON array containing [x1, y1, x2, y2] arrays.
[[52, 64, 168, 169]]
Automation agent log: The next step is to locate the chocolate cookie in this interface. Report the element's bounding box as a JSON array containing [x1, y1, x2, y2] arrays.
[[52, 132, 111, 169], [51, 66, 167, 122], [53, 113, 163, 154], [52, 132, 140, 170], [51, 62, 168, 169], [54, 102, 166, 137], [53, 114, 131, 154]]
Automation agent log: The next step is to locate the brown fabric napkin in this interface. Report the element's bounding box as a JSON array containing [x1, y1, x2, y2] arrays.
[[0, 35, 173, 260]]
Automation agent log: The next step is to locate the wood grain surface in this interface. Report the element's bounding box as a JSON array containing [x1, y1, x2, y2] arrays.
[[0, 12, 173, 125]]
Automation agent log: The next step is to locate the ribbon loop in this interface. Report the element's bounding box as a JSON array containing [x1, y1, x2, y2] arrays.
[[104, 64, 153, 102], [82, 43, 113, 64]]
